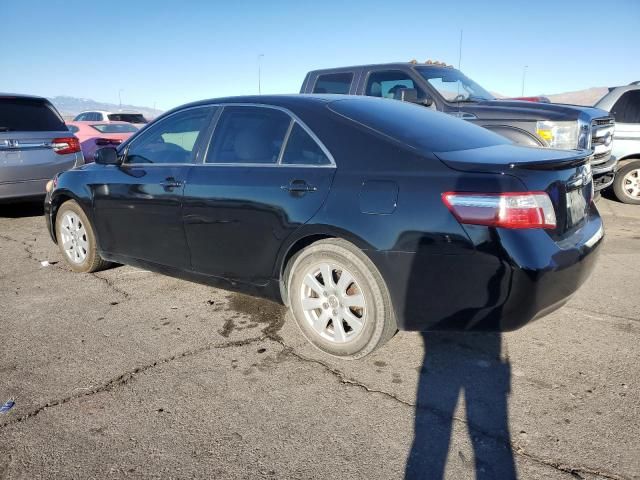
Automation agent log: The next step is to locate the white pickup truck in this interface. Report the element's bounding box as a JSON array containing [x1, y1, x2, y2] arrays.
[[595, 83, 640, 204]]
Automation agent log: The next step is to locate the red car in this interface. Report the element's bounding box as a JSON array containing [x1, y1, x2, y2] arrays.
[[66, 121, 138, 162]]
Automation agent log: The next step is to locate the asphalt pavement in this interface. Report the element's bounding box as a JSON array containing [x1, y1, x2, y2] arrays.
[[0, 197, 638, 480]]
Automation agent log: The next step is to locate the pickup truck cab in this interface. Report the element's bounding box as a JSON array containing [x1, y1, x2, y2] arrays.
[[301, 62, 616, 190]]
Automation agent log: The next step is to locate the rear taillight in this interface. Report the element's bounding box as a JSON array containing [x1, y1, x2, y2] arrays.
[[51, 137, 80, 155], [442, 192, 557, 229]]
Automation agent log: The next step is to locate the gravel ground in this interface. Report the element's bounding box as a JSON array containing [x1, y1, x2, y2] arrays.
[[0, 197, 638, 480]]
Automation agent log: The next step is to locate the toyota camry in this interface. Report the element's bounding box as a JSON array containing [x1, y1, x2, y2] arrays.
[[44, 95, 604, 358]]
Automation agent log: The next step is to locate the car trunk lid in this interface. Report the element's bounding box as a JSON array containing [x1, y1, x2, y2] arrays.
[[435, 144, 593, 235]]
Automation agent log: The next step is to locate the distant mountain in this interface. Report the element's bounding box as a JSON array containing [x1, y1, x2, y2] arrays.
[[49, 96, 164, 121], [541, 87, 609, 106]]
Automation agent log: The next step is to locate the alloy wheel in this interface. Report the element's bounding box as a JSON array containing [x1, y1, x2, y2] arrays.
[[621, 167, 640, 199], [59, 211, 89, 264], [299, 262, 366, 344]]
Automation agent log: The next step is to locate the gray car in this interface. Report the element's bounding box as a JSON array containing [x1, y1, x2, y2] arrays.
[[1, 94, 83, 201], [594, 83, 640, 204]]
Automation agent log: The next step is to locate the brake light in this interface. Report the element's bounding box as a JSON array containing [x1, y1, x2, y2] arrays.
[[442, 192, 557, 229], [51, 137, 80, 155]]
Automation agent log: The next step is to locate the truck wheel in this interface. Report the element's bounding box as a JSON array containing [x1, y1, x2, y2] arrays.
[[56, 200, 110, 273], [287, 239, 397, 359], [613, 160, 640, 205]]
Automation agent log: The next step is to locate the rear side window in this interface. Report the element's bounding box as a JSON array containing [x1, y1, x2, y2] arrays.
[[282, 123, 330, 165], [206, 106, 291, 164], [0, 97, 66, 132], [328, 97, 508, 153], [611, 90, 640, 124], [365, 70, 425, 100], [313, 73, 353, 94]]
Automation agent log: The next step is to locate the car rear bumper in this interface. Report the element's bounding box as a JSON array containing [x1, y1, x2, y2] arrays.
[[0, 179, 48, 201], [368, 204, 604, 332]]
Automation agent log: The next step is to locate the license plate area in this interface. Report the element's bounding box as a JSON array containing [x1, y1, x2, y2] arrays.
[[566, 187, 587, 229]]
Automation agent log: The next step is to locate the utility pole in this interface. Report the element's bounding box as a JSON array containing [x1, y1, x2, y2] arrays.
[[521, 66, 528, 96], [258, 54, 264, 95], [118, 89, 124, 109], [458, 29, 463, 70]]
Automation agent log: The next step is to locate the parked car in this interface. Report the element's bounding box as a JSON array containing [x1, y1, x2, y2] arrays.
[[45, 95, 603, 358], [594, 83, 640, 204], [300, 62, 616, 191], [73, 110, 148, 127], [66, 121, 138, 163], [1, 94, 83, 201]]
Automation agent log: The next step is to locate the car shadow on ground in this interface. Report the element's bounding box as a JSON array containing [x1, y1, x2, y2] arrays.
[[0, 200, 44, 218]]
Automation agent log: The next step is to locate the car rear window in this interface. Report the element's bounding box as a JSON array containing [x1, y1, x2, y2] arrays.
[[108, 113, 147, 123], [327, 97, 509, 153], [0, 97, 67, 132], [313, 73, 353, 94], [91, 123, 138, 133]]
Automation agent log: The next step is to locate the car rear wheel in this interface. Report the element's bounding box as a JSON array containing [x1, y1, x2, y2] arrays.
[[287, 239, 397, 359], [56, 200, 109, 273], [613, 160, 640, 205]]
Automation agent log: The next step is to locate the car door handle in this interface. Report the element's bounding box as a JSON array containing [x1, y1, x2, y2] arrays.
[[161, 177, 183, 189], [281, 181, 317, 193]]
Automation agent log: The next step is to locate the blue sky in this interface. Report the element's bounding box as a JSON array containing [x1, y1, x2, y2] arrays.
[[2, 0, 639, 110]]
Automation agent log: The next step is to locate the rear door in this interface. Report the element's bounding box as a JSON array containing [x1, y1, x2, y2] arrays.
[[0, 97, 79, 185], [183, 105, 336, 285], [92, 106, 215, 269]]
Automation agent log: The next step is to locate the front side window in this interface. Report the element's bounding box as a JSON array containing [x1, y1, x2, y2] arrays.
[[611, 90, 640, 124], [206, 106, 290, 164], [313, 72, 353, 94], [416, 67, 494, 103], [126, 107, 212, 164], [365, 70, 426, 100], [282, 123, 330, 165]]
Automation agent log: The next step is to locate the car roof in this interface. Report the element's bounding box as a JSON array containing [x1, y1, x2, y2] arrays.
[[0, 93, 50, 101], [306, 62, 452, 73]]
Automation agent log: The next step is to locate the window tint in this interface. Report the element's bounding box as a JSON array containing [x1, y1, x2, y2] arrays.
[[206, 106, 290, 164], [365, 70, 426, 100], [313, 72, 353, 94], [91, 123, 138, 133], [611, 90, 640, 124], [282, 123, 330, 165], [126, 107, 212, 164], [0, 98, 66, 132], [109, 113, 147, 123]]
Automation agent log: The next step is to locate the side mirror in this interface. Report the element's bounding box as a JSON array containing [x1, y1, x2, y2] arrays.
[[394, 88, 434, 107], [94, 147, 121, 165]]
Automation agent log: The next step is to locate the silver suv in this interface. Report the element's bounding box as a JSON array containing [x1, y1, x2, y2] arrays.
[[0, 94, 83, 201], [595, 83, 640, 204]]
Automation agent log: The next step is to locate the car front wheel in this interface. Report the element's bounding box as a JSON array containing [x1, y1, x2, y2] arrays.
[[56, 200, 109, 273], [613, 160, 640, 205], [287, 239, 397, 359]]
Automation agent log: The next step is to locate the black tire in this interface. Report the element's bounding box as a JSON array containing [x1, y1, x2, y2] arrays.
[[613, 160, 640, 205], [56, 200, 109, 273], [287, 238, 397, 359]]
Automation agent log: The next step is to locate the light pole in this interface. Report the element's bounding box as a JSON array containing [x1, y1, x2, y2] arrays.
[[521, 66, 528, 97], [258, 54, 264, 95], [118, 89, 124, 110]]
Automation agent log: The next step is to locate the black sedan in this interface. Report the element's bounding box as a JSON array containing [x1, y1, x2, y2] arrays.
[[45, 95, 603, 358]]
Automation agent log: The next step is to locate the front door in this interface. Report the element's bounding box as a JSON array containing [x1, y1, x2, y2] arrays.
[[92, 106, 215, 269], [182, 105, 335, 285]]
